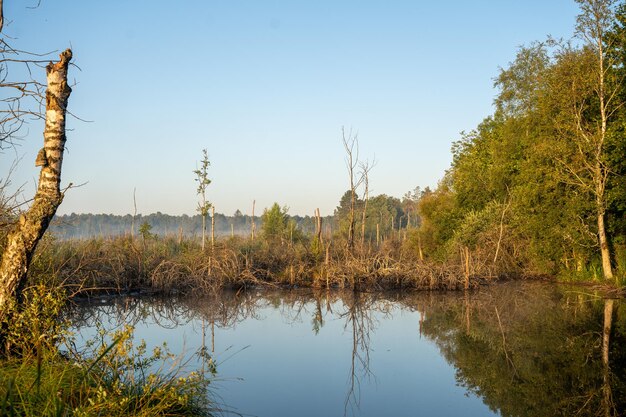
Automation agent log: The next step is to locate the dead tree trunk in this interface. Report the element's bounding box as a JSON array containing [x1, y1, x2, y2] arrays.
[[201, 212, 206, 251], [315, 208, 323, 244], [0, 49, 72, 325], [131, 187, 137, 241], [463, 246, 470, 290], [359, 160, 372, 248], [417, 232, 424, 261], [211, 205, 215, 249], [342, 127, 361, 252], [251, 200, 256, 240]]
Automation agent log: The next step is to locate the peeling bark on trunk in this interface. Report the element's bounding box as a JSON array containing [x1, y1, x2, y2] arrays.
[[598, 206, 613, 281], [0, 49, 72, 326]]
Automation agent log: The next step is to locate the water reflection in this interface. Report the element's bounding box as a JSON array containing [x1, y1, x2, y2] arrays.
[[418, 284, 625, 417], [67, 283, 625, 417]]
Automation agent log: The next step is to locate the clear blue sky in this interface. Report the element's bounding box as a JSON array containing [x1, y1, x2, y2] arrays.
[[1, 0, 580, 216]]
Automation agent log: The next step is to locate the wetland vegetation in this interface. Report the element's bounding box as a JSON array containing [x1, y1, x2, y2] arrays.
[[1, 0, 626, 416]]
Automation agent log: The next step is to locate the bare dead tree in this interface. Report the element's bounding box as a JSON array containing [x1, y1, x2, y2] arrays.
[[131, 187, 137, 240], [0, 20, 66, 151], [342, 127, 364, 251], [315, 207, 323, 245], [359, 159, 375, 248], [251, 199, 256, 240]]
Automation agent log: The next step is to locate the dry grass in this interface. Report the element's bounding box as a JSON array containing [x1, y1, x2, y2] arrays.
[[30, 233, 509, 297]]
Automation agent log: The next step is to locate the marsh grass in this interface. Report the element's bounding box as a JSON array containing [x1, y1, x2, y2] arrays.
[[0, 336, 214, 416], [31, 233, 496, 297]]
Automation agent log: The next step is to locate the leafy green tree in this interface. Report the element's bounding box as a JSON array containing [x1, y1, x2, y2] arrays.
[[421, 1, 626, 279], [551, 0, 622, 280], [416, 180, 462, 259], [193, 149, 211, 252], [604, 1, 626, 274], [401, 187, 422, 229], [139, 221, 153, 245], [334, 190, 363, 241], [261, 203, 289, 243], [365, 194, 404, 241]]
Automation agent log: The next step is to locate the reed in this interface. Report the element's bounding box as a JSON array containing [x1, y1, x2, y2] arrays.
[[27, 232, 509, 297]]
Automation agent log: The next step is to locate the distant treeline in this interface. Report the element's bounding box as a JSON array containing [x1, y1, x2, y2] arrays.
[[49, 212, 332, 240], [49, 189, 421, 242]]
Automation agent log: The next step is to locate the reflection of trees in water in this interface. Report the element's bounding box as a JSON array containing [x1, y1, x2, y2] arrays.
[[67, 290, 265, 331], [66, 283, 625, 417], [413, 283, 626, 417], [67, 290, 398, 415], [603, 299, 614, 417], [342, 291, 375, 415]]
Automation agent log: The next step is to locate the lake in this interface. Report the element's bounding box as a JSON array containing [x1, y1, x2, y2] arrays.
[[68, 282, 625, 417]]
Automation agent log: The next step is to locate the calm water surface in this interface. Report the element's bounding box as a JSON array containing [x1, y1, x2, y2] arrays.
[[68, 282, 626, 417]]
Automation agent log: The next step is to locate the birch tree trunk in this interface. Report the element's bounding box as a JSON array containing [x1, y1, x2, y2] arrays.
[[574, 0, 616, 281], [597, 177, 613, 280], [0, 49, 72, 325]]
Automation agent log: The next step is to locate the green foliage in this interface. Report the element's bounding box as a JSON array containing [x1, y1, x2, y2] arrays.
[[421, 284, 626, 416], [1, 283, 67, 358], [261, 203, 290, 242], [333, 190, 362, 240], [333, 190, 405, 243], [450, 202, 501, 249], [0, 289, 215, 416], [139, 221, 153, 241], [74, 325, 213, 416], [416, 183, 462, 260], [365, 194, 404, 239], [416, 1, 626, 278], [310, 236, 323, 259]]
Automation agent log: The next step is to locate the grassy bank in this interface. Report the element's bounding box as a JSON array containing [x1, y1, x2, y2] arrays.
[[0, 285, 216, 417]]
